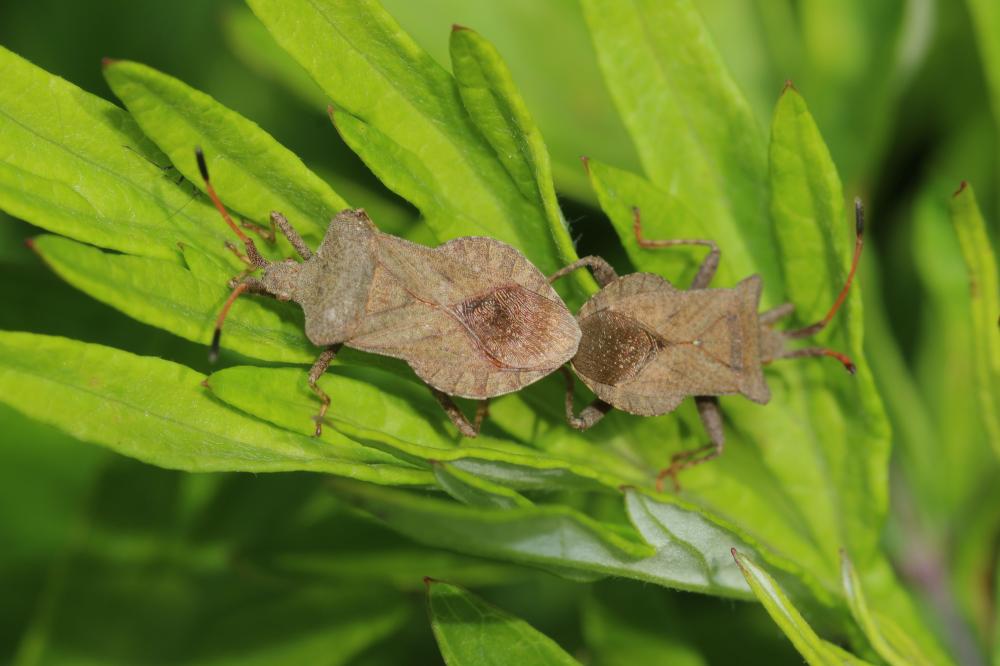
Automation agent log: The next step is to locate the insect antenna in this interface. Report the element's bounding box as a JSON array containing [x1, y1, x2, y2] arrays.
[[195, 148, 269, 363], [209, 282, 249, 363], [778, 198, 865, 373]]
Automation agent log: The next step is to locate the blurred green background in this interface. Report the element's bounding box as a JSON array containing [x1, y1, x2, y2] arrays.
[[1, 0, 997, 664]]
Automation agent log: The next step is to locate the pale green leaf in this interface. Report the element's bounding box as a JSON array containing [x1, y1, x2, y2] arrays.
[[0, 331, 428, 484], [426, 579, 580, 666]]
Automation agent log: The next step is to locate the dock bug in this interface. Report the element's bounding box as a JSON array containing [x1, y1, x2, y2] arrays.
[[195, 149, 581, 437], [550, 201, 865, 490]]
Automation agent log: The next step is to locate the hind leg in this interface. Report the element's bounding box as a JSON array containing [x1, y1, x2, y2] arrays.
[[308, 345, 341, 436], [655, 396, 724, 492], [561, 367, 612, 430]]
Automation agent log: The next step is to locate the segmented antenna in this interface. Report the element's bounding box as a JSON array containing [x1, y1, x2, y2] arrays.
[[196, 148, 260, 363]]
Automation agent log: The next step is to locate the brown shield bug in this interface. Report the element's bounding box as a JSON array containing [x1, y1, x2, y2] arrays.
[[195, 149, 581, 437], [550, 201, 864, 490]]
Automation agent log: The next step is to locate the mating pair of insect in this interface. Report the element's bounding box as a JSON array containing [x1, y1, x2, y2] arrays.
[[197, 150, 863, 490]]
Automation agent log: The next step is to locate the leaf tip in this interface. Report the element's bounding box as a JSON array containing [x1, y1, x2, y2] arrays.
[[781, 79, 798, 94], [423, 576, 439, 587], [200, 378, 211, 390], [23, 237, 37, 252], [953, 180, 968, 197], [101, 57, 119, 69], [580, 155, 591, 174], [451, 23, 470, 33]]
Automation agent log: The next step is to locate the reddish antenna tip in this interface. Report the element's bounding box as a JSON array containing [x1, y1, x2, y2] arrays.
[[845, 362, 857, 375], [854, 197, 864, 237], [953, 180, 968, 197], [101, 57, 118, 69]]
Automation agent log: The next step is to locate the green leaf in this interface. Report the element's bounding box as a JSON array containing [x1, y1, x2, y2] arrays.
[[448, 26, 593, 295], [103, 59, 348, 244], [0, 45, 228, 260], [732, 551, 875, 666], [0, 331, 429, 485], [581, 0, 779, 298], [31, 234, 312, 364], [425, 579, 580, 666], [949, 182, 1000, 457], [245, 0, 578, 275], [840, 551, 937, 666]]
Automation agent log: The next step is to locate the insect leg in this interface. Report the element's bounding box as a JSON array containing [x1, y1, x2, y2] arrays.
[[759, 302, 795, 326], [308, 344, 341, 437], [270, 212, 313, 260], [561, 367, 612, 429], [632, 206, 720, 289], [547, 256, 619, 287], [655, 396, 724, 492], [430, 389, 485, 438]]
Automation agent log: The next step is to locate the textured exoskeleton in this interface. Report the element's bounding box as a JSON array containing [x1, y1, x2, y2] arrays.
[[198, 151, 580, 437], [550, 204, 864, 489]]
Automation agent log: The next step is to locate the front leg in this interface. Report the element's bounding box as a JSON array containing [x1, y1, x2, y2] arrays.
[[431, 389, 489, 438], [308, 345, 341, 437], [655, 396, 724, 492]]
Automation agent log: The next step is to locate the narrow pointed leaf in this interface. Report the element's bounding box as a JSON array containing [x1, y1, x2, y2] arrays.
[[426, 580, 580, 666], [581, 0, 778, 294], [732, 550, 874, 666], [0, 46, 227, 259], [949, 183, 1000, 457], [449, 26, 593, 294], [103, 59, 346, 242], [0, 332, 429, 484]]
